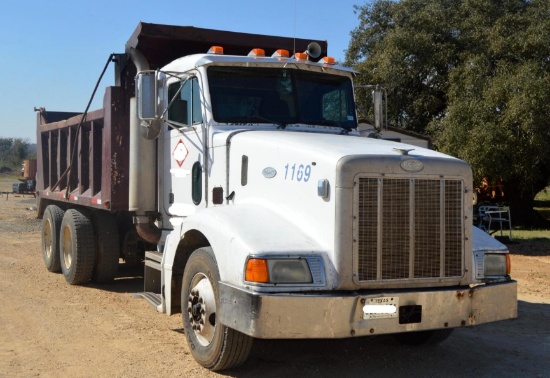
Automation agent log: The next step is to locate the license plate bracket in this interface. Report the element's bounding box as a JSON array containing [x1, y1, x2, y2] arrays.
[[362, 296, 399, 320]]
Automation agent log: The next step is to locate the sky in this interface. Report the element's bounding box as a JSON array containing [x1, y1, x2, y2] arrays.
[[0, 0, 365, 142]]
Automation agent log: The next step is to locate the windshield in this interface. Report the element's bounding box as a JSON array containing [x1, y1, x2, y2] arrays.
[[208, 66, 357, 130]]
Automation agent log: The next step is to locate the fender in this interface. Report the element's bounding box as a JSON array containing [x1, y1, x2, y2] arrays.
[[161, 201, 333, 314], [471, 226, 508, 252]]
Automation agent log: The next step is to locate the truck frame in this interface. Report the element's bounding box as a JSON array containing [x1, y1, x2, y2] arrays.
[[36, 23, 517, 371]]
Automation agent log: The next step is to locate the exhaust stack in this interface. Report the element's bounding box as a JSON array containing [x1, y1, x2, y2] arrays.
[[127, 47, 160, 243]]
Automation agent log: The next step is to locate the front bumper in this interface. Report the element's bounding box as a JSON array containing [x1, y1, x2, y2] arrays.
[[218, 281, 517, 339]]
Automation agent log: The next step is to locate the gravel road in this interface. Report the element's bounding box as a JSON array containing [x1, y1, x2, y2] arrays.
[[1, 195, 548, 377]]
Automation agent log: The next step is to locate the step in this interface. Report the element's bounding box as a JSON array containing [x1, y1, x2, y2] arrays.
[[133, 292, 163, 312]]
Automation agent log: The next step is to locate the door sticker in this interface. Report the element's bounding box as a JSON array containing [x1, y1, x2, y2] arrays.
[[173, 139, 189, 167]]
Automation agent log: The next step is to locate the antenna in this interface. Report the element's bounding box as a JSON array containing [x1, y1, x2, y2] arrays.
[[293, 0, 296, 56]]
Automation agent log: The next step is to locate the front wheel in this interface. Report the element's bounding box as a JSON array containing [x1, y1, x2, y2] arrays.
[[181, 247, 253, 371]]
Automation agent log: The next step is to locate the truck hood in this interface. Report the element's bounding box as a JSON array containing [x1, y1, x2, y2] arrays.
[[212, 128, 470, 255], [214, 129, 456, 162]]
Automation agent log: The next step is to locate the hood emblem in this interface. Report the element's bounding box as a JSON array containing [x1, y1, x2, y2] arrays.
[[262, 167, 277, 178], [400, 159, 424, 172]]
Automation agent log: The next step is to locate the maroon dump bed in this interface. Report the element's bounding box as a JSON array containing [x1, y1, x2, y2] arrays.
[[36, 87, 129, 214], [36, 23, 328, 217], [126, 23, 327, 69]]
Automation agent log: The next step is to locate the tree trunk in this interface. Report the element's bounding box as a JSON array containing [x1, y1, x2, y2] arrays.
[[504, 180, 549, 228]]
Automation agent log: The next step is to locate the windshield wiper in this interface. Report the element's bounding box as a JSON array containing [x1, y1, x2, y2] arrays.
[[220, 115, 288, 130], [303, 120, 353, 133]]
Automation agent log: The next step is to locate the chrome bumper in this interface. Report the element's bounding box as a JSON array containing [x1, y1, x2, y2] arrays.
[[218, 281, 517, 339]]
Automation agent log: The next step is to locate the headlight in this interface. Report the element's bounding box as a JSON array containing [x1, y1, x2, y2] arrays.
[[474, 251, 511, 279], [484, 253, 511, 277], [268, 259, 312, 283], [245, 257, 318, 284]]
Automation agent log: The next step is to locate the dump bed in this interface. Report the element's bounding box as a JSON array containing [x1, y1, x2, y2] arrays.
[[36, 23, 328, 217], [36, 87, 129, 215], [126, 23, 328, 69]]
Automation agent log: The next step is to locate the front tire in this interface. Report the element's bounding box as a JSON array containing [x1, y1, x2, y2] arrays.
[[41, 205, 64, 272], [60, 209, 96, 285], [181, 247, 253, 371]]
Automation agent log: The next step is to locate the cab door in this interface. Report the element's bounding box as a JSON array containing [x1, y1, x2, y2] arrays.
[[162, 76, 205, 218]]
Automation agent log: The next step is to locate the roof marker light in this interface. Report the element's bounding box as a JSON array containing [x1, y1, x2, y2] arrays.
[[293, 52, 307, 60], [321, 56, 336, 64], [208, 46, 224, 54], [272, 49, 290, 59], [248, 48, 265, 57]]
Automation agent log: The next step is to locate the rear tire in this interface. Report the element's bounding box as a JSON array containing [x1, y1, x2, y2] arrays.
[[394, 329, 453, 346], [41, 205, 64, 273], [90, 211, 120, 283], [182, 247, 253, 371], [60, 209, 96, 285]]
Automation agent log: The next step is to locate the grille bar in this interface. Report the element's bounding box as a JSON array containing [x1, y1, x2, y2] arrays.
[[355, 177, 464, 283]]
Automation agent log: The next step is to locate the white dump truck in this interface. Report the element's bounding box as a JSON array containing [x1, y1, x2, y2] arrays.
[[36, 23, 517, 370]]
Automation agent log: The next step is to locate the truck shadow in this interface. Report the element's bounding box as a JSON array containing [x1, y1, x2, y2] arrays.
[[226, 300, 549, 378], [508, 245, 550, 257], [87, 262, 144, 294]]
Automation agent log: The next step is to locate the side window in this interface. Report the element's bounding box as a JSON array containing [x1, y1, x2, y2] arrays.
[[192, 80, 202, 124], [168, 78, 202, 126]]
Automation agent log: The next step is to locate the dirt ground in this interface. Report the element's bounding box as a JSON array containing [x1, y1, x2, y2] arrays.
[[0, 194, 549, 378]]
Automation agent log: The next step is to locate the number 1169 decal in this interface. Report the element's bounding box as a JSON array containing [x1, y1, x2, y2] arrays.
[[284, 163, 311, 182]]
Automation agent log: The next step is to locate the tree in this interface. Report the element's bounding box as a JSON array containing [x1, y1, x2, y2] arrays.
[[346, 0, 550, 226], [0, 138, 31, 173]]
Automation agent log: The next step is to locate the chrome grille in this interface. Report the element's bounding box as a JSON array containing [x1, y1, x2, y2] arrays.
[[355, 177, 464, 282]]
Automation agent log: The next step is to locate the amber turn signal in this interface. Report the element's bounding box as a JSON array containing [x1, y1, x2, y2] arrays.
[[245, 258, 269, 283]]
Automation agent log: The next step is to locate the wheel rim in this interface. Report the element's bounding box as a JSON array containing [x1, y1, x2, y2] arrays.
[[187, 273, 217, 346], [62, 225, 73, 269], [43, 219, 53, 260]]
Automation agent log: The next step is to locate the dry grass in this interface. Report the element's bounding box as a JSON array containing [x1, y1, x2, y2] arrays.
[[0, 174, 21, 192]]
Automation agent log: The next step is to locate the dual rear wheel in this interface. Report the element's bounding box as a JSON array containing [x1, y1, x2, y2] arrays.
[[41, 205, 119, 285]]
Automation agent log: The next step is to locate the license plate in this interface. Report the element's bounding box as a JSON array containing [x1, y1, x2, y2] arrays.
[[362, 296, 399, 320]]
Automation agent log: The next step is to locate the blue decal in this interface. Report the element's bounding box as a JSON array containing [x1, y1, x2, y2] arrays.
[[284, 163, 312, 182]]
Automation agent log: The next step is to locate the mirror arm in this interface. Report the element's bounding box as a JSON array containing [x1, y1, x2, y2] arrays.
[[160, 75, 193, 119]]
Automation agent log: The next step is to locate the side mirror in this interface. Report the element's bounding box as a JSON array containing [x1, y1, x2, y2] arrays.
[[373, 86, 385, 131], [136, 71, 157, 120]]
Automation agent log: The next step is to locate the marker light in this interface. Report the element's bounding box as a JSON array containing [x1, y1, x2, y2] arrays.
[[208, 46, 224, 54], [317, 179, 329, 198], [293, 52, 307, 60], [245, 258, 269, 283], [248, 48, 265, 57], [321, 56, 336, 64], [272, 49, 290, 59]]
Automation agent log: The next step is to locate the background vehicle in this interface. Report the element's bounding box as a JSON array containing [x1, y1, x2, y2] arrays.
[[36, 23, 517, 371]]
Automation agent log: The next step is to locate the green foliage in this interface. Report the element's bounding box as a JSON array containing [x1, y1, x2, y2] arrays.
[[347, 0, 550, 224], [0, 138, 31, 172], [347, 0, 460, 132]]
